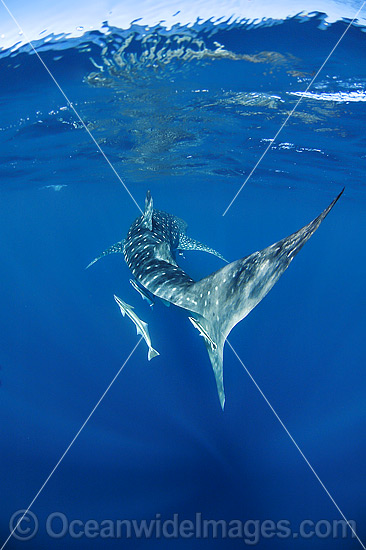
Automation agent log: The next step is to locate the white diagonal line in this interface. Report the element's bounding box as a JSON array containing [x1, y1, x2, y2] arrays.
[[0, 338, 143, 550], [222, 1, 366, 217], [0, 0, 143, 215], [0, 6, 143, 548], [227, 339, 365, 549]]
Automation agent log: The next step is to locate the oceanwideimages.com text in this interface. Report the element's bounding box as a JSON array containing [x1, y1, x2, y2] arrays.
[[9, 510, 357, 545]]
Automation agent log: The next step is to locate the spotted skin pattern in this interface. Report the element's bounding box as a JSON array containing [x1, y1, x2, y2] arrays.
[[90, 189, 344, 409]]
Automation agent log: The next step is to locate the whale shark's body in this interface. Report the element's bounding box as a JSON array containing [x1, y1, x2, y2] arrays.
[[88, 189, 343, 408]]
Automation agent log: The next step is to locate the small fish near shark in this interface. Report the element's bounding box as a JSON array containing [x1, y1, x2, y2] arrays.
[[129, 278, 154, 308], [88, 188, 344, 409], [114, 295, 159, 361]]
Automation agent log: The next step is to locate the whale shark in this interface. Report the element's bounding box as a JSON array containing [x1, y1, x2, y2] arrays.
[[88, 188, 344, 409]]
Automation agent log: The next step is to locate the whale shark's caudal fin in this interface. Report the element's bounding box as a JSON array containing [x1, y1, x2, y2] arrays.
[[186, 189, 344, 409], [189, 314, 226, 408]]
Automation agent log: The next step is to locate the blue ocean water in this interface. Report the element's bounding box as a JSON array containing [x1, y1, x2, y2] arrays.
[[0, 3, 365, 549]]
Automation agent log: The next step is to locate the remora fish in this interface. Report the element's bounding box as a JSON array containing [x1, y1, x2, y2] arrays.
[[90, 189, 344, 409], [129, 278, 154, 307], [188, 316, 217, 351], [114, 295, 159, 361]]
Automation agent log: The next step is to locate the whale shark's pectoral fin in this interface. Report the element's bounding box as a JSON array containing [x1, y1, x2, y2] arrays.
[[178, 235, 228, 263], [86, 240, 125, 269]]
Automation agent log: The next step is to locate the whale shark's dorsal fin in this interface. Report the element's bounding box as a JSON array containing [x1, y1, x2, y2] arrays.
[[142, 190, 153, 230]]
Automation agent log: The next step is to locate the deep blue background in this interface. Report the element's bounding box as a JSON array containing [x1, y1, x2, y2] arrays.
[[0, 13, 365, 550]]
